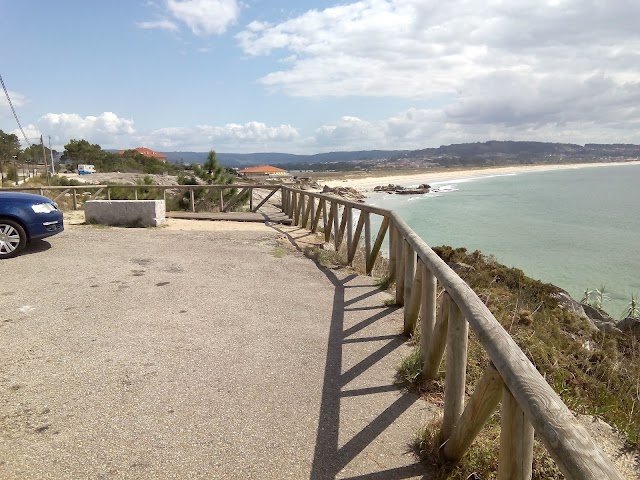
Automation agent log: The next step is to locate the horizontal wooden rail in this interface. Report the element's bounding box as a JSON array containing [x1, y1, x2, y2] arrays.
[[2, 184, 281, 214], [280, 186, 623, 480]]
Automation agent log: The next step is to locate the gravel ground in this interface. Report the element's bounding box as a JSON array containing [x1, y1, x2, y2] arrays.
[[0, 222, 430, 479]]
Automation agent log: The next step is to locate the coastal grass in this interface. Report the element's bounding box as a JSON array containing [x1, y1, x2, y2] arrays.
[[413, 413, 562, 480], [394, 245, 640, 476], [303, 237, 389, 279]]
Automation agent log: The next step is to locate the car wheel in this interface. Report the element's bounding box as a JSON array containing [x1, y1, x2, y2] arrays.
[[0, 219, 27, 258]]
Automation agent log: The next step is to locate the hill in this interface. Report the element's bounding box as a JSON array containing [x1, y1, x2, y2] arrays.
[[145, 141, 640, 170]]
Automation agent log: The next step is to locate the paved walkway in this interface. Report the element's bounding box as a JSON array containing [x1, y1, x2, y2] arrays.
[[0, 222, 433, 479]]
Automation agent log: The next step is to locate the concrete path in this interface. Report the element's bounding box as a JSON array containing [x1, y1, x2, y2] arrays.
[[0, 222, 433, 479]]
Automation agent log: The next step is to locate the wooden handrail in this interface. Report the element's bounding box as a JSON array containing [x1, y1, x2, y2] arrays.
[[3, 184, 281, 214], [281, 186, 623, 480], [7, 181, 624, 478]]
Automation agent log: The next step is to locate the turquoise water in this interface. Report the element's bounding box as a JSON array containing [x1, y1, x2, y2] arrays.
[[365, 164, 640, 318]]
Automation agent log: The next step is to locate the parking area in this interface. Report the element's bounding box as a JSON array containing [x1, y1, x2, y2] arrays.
[[0, 223, 429, 479]]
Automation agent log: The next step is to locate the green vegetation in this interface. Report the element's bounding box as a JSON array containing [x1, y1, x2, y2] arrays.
[[168, 150, 247, 212], [271, 246, 287, 258], [413, 414, 562, 480], [59, 139, 184, 174], [374, 274, 393, 290], [621, 293, 640, 320], [391, 246, 640, 477], [0, 130, 20, 186]]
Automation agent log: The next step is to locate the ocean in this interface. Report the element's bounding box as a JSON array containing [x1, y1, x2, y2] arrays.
[[365, 163, 640, 318]]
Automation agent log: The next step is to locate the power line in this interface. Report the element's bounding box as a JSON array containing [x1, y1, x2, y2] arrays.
[[0, 73, 32, 147]]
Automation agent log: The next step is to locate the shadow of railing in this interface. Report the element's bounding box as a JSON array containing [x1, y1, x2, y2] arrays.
[[270, 225, 431, 480]]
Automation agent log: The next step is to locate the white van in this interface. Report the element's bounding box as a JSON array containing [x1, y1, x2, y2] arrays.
[[78, 164, 96, 175]]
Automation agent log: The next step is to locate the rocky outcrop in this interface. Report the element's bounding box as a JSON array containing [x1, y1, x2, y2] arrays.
[[373, 184, 431, 194], [579, 303, 623, 335], [552, 289, 626, 334], [617, 317, 640, 334], [321, 185, 365, 202], [552, 289, 588, 319]]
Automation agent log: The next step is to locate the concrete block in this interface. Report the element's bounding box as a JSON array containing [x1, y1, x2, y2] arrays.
[[85, 200, 166, 227]]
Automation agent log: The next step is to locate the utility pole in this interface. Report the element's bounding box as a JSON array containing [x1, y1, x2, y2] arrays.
[[48, 136, 55, 175], [40, 135, 50, 186]]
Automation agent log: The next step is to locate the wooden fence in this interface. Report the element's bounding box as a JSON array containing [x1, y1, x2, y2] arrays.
[[3, 184, 280, 214], [281, 186, 623, 480], [4, 182, 625, 478]]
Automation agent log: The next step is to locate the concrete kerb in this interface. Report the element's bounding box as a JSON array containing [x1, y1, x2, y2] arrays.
[[85, 199, 166, 227]]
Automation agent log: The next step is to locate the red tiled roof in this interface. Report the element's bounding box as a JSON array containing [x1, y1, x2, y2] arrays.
[[238, 165, 287, 174], [117, 147, 167, 159]]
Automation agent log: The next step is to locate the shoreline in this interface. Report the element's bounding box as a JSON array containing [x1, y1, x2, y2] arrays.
[[317, 161, 640, 191]]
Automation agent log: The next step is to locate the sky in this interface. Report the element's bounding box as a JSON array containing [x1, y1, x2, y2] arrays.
[[1, 0, 639, 154]]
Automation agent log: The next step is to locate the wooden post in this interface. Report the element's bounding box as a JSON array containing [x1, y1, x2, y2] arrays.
[[322, 199, 328, 232], [332, 202, 340, 248], [163, 189, 167, 211], [346, 207, 354, 254], [219, 188, 224, 212], [309, 196, 316, 230], [347, 213, 365, 264], [404, 257, 423, 335], [107, 188, 111, 200], [420, 266, 437, 363], [368, 216, 389, 276], [290, 191, 296, 218], [441, 300, 469, 441], [498, 387, 534, 480], [311, 199, 323, 233], [422, 293, 450, 380], [402, 240, 415, 306], [299, 194, 306, 226], [336, 207, 348, 249], [395, 237, 406, 305], [72, 188, 78, 210], [325, 202, 335, 242], [293, 192, 301, 225], [249, 187, 254, 212], [189, 188, 195, 212], [388, 224, 396, 282], [283, 189, 289, 215], [443, 364, 504, 461], [364, 212, 372, 274]]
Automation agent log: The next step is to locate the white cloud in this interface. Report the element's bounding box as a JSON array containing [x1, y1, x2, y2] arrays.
[[237, 0, 640, 98], [16, 112, 300, 153], [166, 0, 239, 35], [145, 121, 299, 151], [16, 112, 136, 150], [136, 19, 179, 31], [234, 0, 640, 146], [0, 90, 27, 111], [138, 0, 240, 36]]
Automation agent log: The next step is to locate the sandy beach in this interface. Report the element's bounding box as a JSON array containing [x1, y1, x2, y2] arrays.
[[317, 161, 640, 191]]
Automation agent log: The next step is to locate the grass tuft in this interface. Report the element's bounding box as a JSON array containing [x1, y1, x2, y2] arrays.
[[375, 274, 394, 291], [413, 414, 562, 479], [395, 348, 422, 391]]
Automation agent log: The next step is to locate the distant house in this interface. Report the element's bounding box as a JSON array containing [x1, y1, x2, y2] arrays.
[[238, 165, 289, 179], [117, 147, 167, 162]]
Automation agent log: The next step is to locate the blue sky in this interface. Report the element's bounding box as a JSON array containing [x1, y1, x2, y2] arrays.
[[1, 0, 639, 153]]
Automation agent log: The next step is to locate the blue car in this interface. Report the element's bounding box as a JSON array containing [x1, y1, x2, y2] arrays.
[[0, 192, 64, 258]]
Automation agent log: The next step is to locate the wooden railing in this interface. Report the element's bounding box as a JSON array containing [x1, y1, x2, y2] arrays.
[[282, 186, 623, 480], [5, 181, 625, 477], [2, 184, 281, 213]]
